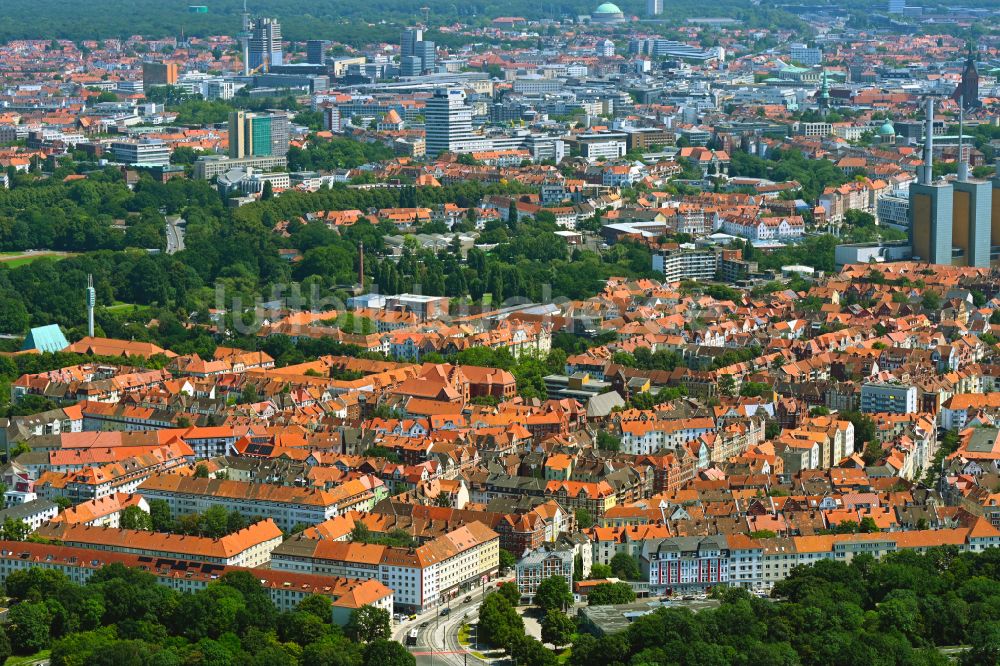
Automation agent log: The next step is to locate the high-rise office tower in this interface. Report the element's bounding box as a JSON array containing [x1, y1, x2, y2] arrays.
[[248, 17, 282, 72], [323, 105, 342, 133], [306, 40, 328, 65], [992, 169, 1000, 265], [401, 27, 423, 60], [910, 99, 954, 265], [229, 110, 289, 158], [268, 112, 289, 157], [647, 0, 663, 15], [953, 46, 980, 111], [415, 40, 436, 74], [424, 88, 488, 156], [142, 61, 179, 86], [887, 0, 905, 13], [401, 56, 422, 77]]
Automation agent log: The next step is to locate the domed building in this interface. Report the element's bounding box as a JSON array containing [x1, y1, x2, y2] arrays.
[[592, 2, 626, 23], [878, 118, 896, 145]]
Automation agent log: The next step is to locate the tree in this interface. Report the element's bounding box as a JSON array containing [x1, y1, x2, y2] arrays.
[[193, 463, 210, 478], [7, 601, 51, 654], [609, 553, 641, 581], [533, 576, 573, 613], [346, 605, 390, 643], [148, 499, 173, 532], [119, 506, 152, 531], [0, 518, 29, 541], [302, 636, 363, 666], [499, 548, 517, 576], [363, 639, 415, 666], [541, 609, 575, 648], [596, 430, 621, 452], [199, 505, 230, 538], [922, 290, 942, 311], [0, 626, 11, 664], [718, 374, 737, 397], [498, 581, 521, 606], [861, 439, 884, 466], [587, 582, 636, 606], [589, 563, 612, 579], [510, 634, 559, 666], [297, 595, 333, 623], [0, 296, 29, 334], [477, 593, 523, 648], [841, 411, 877, 446], [575, 508, 593, 530]]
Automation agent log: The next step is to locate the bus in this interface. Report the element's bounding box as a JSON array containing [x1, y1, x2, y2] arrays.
[[406, 629, 418, 646]]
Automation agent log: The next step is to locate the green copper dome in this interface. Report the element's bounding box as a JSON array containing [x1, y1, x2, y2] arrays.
[[879, 119, 895, 136], [594, 2, 623, 13]]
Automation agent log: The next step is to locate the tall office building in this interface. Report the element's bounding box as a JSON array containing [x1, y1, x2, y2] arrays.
[[647, 0, 663, 15], [142, 61, 178, 86], [306, 40, 328, 65], [323, 105, 342, 133], [401, 27, 423, 59], [248, 17, 282, 72], [401, 56, 422, 77], [424, 88, 488, 156], [229, 110, 289, 158], [992, 173, 1000, 264], [415, 40, 436, 74], [887, 0, 906, 13]]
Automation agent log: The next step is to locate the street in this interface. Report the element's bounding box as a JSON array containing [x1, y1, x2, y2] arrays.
[[165, 216, 185, 254], [392, 588, 494, 666]]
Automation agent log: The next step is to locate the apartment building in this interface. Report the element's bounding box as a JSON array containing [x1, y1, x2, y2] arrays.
[[137, 475, 341, 531], [642, 535, 730, 594], [652, 248, 718, 282], [0, 541, 393, 624], [860, 382, 918, 414], [270, 521, 499, 612], [516, 544, 574, 599], [34, 444, 196, 502], [630, 521, 1000, 594], [36, 519, 284, 568], [50, 492, 149, 528], [0, 499, 58, 533], [619, 418, 717, 456]]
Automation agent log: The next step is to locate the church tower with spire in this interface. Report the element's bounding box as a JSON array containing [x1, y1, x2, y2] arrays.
[[953, 44, 980, 111], [818, 69, 830, 117]]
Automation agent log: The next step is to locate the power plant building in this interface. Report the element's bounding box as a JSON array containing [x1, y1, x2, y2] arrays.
[[909, 99, 992, 268]]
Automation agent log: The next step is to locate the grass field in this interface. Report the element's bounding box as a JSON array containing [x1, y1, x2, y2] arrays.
[[0, 251, 73, 268], [4, 649, 51, 666]]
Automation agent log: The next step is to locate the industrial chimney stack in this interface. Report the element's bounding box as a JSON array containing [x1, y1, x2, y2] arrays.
[[86, 274, 95, 338], [921, 98, 935, 185]]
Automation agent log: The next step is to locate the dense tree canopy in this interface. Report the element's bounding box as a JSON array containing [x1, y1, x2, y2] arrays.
[[568, 546, 1000, 666], [1, 564, 386, 665]]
